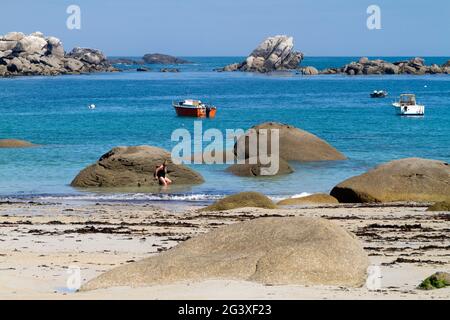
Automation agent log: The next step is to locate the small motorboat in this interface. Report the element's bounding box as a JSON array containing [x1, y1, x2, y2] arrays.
[[88, 104, 96, 110], [370, 90, 388, 98], [392, 94, 425, 116], [172, 99, 217, 118]]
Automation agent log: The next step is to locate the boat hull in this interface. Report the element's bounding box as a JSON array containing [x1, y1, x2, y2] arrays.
[[393, 104, 425, 116], [173, 105, 216, 118], [174, 106, 207, 118]]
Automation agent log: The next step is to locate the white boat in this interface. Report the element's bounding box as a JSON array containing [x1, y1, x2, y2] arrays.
[[392, 94, 425, 116]]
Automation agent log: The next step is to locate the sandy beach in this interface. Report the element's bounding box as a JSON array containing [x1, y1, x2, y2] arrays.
[[0, 200, 448, 300]]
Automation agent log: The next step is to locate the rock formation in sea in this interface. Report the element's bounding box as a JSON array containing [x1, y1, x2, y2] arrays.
[[142, 53, 190, 64], [71, 146, 204, 188], [201, 192, 276, 211], [277, 193, 339, 206], [0, 31, 117, 77], [330, 158, 450, 203], [0, 139, 36, 148], [227, 122, 345, 177], [221, 35, 304, 73], [234, 122, 346, 162], [321, 57, 450, 75], [81, 216, 369, 290]]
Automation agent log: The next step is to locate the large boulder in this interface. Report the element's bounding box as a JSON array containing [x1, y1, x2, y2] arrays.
[[71, 146, 204, 188], [201, 192, 276, 211], [13, 35, 47, 55], [234, 122, 346, 162], [0, 139, 36, 148], [278, 193, 339, 206], [222, 35, 303, 73], [300, 66, 319, 75], [330, 158, 450, 203], [2, 32, 25, 41], [82, 217, 369, 290], [0, 40, 17, 52], [142, 53, 190, 64], [67, 47, 107, 65], [46, 36, 65, 57]]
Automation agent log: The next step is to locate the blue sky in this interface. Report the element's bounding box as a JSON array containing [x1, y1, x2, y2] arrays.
[[0, 0, 449, 56]]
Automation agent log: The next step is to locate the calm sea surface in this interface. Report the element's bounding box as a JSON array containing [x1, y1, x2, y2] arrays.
[[0, 57, 449, 203]]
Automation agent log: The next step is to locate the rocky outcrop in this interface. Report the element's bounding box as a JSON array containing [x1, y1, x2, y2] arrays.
[[143, 53, 190, 64], [81, 216, 369, 290], [321, 57, 450, 75], [278, 193, 339, 206], [0, 139, 36, 148], [234, 122, 346, 162], [221, 35, 304, 73], [201, 192, 276, 211], [71, 146, 204, 188], [330, 158, 450, 203], [0, 31, 117, 77]]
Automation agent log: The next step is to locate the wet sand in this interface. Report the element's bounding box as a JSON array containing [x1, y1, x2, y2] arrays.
[[0, 201, 448, 299]]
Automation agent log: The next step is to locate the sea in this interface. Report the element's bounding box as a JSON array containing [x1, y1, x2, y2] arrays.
[[0, 56, 449, 205]]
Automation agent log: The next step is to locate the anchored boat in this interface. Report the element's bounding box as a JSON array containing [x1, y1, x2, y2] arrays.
[[370, 90, 388, 98], [392, 94, 425, 116], [172, 99, 217, 118]]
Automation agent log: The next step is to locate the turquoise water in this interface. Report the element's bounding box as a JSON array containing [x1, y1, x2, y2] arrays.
[[0, 57, 449, 203]]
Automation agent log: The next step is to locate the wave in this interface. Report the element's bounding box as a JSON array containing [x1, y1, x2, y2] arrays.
[[1, 192, 313, 204]]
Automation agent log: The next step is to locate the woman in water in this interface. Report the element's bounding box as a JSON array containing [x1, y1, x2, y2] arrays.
[[154, 160, 172, 187]]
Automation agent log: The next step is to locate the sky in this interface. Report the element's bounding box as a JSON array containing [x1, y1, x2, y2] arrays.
[[0, 0, 449, 57]]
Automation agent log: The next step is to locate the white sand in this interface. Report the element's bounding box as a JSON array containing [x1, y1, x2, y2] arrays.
[[0, 201, 448, 300]]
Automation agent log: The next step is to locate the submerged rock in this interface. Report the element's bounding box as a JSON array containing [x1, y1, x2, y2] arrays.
[[0, 31, 118, 77], [0, 139, 36, 148], [159, 68, 179, 73], [81, 216, 369, 290], [278, 193, 339, 205], [226, 157, 294, 177], [143, 53, 190, 64], [234, 122, 346, 162], [201, 192, 276, 211], [221, 35, 304, 73], [330, 158, 450, 203], [71, 146, 204, 188]]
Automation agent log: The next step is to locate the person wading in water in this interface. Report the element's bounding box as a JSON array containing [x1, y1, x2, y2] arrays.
[[154, 160, 172, 187]]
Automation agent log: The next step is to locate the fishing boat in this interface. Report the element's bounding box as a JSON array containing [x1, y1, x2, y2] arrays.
[[172, 99, 217, 118], [392, 94, 425, 116], [370, 90, 388, 98]]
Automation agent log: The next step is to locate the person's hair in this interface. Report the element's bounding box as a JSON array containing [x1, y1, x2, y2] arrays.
[[163, 160, 168, 166]]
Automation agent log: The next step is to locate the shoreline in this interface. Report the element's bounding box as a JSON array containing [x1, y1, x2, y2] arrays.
[[0, 200, 448, 299]]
